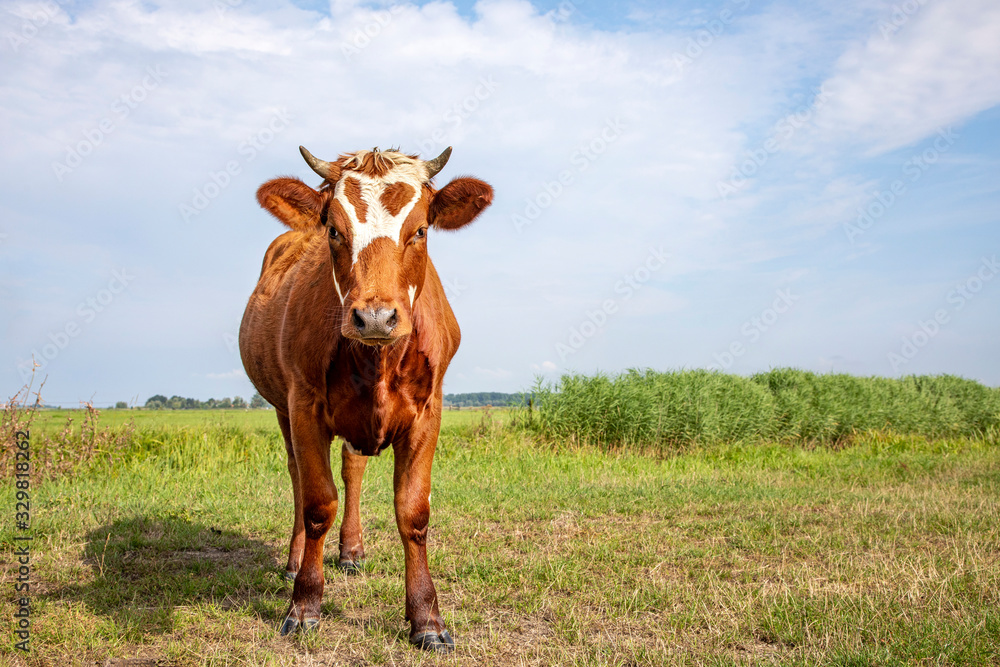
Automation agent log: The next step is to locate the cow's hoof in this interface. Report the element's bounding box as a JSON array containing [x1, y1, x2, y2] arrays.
[[279, 616, 299, 636], [283, 570, 297, 581], [279, 614, 320, 636], [410, 629, 455, 652], [337, 559, 365, 575]]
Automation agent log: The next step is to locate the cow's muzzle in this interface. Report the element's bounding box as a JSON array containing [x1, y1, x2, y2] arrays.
[[351, 306, 398, 343]]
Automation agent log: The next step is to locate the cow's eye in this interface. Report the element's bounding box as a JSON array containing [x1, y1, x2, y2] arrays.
[[329, 226, 340, 240], [415, 227, 426, 239]]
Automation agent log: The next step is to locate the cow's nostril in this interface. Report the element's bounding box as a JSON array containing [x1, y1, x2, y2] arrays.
[[352, 307, 398, 338]]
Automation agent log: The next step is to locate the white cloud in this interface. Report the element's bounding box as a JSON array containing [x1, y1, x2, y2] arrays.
[[474, 366, 512, 379], [530, 360, 557, 372], [810, 0, 1000, 154]]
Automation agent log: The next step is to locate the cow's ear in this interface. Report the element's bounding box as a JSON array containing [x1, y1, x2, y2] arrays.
[[428, 177, 493, 230], [256, 178, 324, 231]]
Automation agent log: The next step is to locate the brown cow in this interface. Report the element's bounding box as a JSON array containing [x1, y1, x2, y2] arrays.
[[239, 146, 492, 650]]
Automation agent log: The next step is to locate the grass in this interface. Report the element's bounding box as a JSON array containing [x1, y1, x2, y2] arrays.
[[524, 369, 1000, 450], [1, 401, 998, 665], [25, 407, 280, 434], [24, 406, 491, 436]]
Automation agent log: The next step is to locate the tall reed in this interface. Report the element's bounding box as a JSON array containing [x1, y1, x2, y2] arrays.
[[520, 368, 1000, 449]]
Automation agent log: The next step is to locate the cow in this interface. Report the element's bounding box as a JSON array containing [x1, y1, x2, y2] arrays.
[[239, 145, 493, 651]]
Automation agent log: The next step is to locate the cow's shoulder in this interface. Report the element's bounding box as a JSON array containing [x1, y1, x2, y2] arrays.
[[253, 232, 324, 298], [411, 259, 460, 374]]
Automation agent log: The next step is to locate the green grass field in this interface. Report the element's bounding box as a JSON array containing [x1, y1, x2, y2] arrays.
[[2, 403, 999, 665], [24, 406, 490, 436]]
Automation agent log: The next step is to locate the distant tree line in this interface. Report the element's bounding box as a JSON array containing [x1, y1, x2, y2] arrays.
[[141, 392, 270, 410], [442, 392, 530, 408], [119, 391, 522, 410]]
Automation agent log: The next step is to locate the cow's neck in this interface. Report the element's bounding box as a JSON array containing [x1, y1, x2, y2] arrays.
[[334, 305, 423, 392], [351, 336, 409, 380]]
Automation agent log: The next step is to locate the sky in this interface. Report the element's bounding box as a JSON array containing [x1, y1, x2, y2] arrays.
[[1, 0, 998, 407]]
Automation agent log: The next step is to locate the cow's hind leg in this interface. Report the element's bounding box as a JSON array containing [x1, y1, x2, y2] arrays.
[[281, 408, 337, 635], [338, 442, 368, 573], [278, 412, 304, 581]]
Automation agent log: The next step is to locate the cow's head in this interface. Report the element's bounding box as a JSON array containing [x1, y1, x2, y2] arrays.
[[257, 146, 492, 345]]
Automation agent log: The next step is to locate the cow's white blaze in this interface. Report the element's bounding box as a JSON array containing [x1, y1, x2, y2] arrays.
[[408, 285, 416, 307], [334, 162, 426, 267], [332, 266, 345, 305]]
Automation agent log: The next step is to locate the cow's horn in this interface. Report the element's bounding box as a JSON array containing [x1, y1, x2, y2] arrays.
[[424, 146, 452, 180], [299, 145, 335, 180]]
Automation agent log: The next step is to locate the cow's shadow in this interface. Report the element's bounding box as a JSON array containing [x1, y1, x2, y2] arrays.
[[48, 515, 339, 636]]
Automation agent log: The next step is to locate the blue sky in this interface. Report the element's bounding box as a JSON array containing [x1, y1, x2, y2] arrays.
[[1, 0, 998, 407]]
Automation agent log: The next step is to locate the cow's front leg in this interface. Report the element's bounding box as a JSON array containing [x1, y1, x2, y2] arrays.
[[393, 417, 453, 652], [281, 406, 337, 635], [338, 442, 368, 573]]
